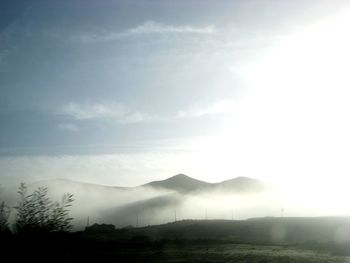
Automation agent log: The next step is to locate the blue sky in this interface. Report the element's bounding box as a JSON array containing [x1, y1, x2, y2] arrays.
[[1, 0, 350, 186]]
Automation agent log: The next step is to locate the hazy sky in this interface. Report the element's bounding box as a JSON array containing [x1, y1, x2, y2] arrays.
[[1, 0, 350, 187]]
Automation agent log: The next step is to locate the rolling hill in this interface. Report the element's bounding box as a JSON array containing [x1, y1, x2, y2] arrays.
[[143, 174, 266, 193], [143, 174, 211, 192]]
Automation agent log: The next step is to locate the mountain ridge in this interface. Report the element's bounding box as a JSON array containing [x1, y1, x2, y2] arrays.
[[26, 174, 264, 192], [143, 174, 265, 193], [142, 173, 211, 192]]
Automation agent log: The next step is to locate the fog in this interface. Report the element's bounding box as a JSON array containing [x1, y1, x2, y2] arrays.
[[1, 177, 349, 230]]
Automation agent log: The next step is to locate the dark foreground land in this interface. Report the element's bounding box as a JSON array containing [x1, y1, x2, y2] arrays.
[[84, 243, 350, 263], [2, 217, 350, 262]]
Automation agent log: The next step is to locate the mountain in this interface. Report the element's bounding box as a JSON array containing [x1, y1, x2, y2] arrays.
[[6, 174, 264, 195], [143, 174, 265, 193], [143, 174, 211, 193]]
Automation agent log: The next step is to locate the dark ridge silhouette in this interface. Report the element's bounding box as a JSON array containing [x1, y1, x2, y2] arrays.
[[15, 174, 265, 195], [143, 174, 265, 193], [143, 173, 211, 192]]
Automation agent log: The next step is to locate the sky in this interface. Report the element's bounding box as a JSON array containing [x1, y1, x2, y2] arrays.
[[1, 0, 350, 188]]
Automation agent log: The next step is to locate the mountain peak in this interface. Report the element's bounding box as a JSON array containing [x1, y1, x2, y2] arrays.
[[144, 174, 210, 192], [172, 173, 189, 178], [165, 173, 196, 182], [143, 174, 265, 193]]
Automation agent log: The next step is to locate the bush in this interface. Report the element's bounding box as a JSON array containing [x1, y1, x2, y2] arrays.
[[0, 201, 10, 233], [14, 183, 74, 235]]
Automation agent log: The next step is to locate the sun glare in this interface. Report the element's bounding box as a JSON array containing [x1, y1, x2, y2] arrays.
[[190, 9, 350, 215]]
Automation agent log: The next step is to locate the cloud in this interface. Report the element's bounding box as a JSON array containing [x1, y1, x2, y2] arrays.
[[58, 100, 234, 127], [176, 99, 234, 119], [58, 123, 79, 132], [126, 21, 215, 35], [59, 102, 156, 124], [70, 21, 215, 43], [60, 102, 123, 120]]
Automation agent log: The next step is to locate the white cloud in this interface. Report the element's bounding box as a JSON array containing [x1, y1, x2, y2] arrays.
[[176, 99, 234, 119], [58, 99, 235, 128], [58, 123, 79, 132], [59, 102, 155, 124], [127, 21, 215, 35], [70, 21, 215, 43], [60, 102, 124, 120]]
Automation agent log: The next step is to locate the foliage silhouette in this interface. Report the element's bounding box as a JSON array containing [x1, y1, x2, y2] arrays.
[[14, 183, 74, 235], [0, 201, 10, 233]]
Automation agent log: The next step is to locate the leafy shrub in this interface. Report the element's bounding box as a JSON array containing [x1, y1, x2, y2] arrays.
[[0, 201, 10, 233], [14, 183, 74, 234]]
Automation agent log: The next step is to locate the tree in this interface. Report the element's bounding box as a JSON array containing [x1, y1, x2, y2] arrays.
[[14, 183, 74, 235]]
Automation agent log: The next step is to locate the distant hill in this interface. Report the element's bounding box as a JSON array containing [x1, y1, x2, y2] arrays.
[[17, 174, 265, 195], [100, 175, 266, 226], [143, 174, 211, 192], [143, 174, 265, 193]]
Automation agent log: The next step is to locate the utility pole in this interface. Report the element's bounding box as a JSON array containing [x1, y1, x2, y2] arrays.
[[136, 214, 139, 227], [86, 216, 90, 227]]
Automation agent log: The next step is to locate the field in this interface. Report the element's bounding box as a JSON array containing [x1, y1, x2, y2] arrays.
[[77, 217, 350, 262], [68, 242, 350, 263], [2, 217, 350, 262]]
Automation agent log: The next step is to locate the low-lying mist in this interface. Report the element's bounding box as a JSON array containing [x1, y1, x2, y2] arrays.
[[1, 177, 349, 230]]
